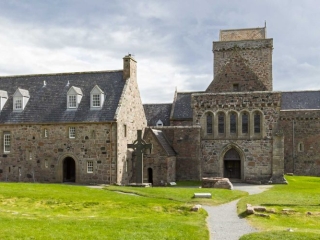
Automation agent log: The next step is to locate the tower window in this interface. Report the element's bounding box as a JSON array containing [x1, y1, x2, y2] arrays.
[[254, 113, 261, 134], [206, 113, 213, 134], [233, 84, 239, 92], [230, 113, 237, 134], [218, 113, 225, 134], [242, 113, 249, 134]]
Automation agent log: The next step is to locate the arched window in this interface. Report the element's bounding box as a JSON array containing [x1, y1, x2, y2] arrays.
[[254, 112, 261, 134], [206, 113, 213, 134], [242, 113, 249, 134], [230, 112, 237, 134], [218, 112, 225, 134]]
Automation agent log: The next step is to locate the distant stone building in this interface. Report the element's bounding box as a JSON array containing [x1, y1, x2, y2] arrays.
[[1, 26, 319, 185]]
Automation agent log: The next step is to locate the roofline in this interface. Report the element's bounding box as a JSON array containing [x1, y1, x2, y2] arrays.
[[220, 26, 266, 33], [0, 121, 117, 126], [143, 103, 172, 105], [280, 109, 320, 112], [0, 69, 123, 79], [281, 90, 320, 93], [193, 91, 281, 97]]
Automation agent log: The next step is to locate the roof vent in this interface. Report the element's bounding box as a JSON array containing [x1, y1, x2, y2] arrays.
[[66, 80, 70, 87], [43, 81, 46, 87]]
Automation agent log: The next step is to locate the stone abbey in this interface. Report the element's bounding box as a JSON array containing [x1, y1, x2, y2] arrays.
[[0, 26, 319, 185]]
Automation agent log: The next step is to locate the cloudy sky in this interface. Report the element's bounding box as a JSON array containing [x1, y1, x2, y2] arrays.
[[0, 0, 319, 103]]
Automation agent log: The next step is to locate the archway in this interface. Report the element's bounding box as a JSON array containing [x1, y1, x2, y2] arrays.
[[147, 168, 153, 184], [63, 157, 76, 182], [223, 148, 241, 179]]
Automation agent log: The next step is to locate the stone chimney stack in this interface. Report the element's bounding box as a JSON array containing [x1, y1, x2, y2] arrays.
[[123, 54, 137, 81]]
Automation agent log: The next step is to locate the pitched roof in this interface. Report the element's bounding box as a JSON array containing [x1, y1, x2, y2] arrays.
[[281, 91, 320, 110], [0, 70, 124, 123], [143, 103, 172, 126], [151, 129, 176, 156], [171, 92, 203, 120]]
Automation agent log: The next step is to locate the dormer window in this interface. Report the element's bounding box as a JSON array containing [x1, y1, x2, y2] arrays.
[[67, 86, 83, 110], [90, 85, 104, 110], [0, 90, 8, 111], [13, 88, 30, 112], [156, 119, 163, 126]]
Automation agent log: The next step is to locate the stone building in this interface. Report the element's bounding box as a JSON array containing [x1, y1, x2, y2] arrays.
[[0, 54, 146, 184], [144, 26, 319, 185], [1, 26, 320, 185]]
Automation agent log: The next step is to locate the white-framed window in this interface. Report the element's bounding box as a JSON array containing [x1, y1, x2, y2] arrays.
[[87, 161, 93, 173], [13, 89, 29, 111], [90, 85, 104, 109], [4, 132, 11, 153], [44, 128, 48, 138], [92, 94, 100, 107], [69, 127, 76, 138], [14, 98, 22, 110], [68, 95, 77, 108]]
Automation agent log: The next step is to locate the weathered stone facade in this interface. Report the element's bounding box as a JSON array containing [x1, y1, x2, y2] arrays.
[[143, 26, 289, 185], [0, 54, 146, 185], [279, 110, 320, 176]]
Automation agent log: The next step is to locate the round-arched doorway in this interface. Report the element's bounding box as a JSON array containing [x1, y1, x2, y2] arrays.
[[223, 148, 241, 179], [63, 157, 76, 182]]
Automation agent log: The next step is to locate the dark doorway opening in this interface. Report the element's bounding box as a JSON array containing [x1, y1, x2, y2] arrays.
[[147, 168, 153, 184], [63, 157, 76, 182], [223, 149, 241, 179]]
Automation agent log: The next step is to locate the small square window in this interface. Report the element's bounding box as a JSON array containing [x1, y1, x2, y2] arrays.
[[233, 84, 239, 92], [87, 161, 93, 173], [69, 95, 77, 108], [69, 127, 76, 138], [92, 94, 100, 107]]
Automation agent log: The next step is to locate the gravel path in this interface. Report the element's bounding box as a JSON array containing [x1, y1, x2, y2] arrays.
[[203, 184, 272, 240]]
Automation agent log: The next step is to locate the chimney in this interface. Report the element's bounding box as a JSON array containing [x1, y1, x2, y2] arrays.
[[123, 54, 137, 81]]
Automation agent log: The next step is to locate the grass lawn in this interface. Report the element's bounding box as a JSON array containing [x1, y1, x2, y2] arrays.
[[0, 182, 246, 239], [238, 175, 320, 240]]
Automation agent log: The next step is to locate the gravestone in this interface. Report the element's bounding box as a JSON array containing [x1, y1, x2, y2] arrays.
[[127, 130, 152, 184]]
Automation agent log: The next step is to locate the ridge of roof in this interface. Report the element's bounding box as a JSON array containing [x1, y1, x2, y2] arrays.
[[0, 69, 123, 79]]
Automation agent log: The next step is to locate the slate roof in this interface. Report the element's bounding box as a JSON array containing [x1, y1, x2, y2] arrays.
[[171, 92, 203, 120], [151, 129, 176, 156], [281, 91, 320, 110], [143, 104, 172, 126], [0, 70, 124, 123]]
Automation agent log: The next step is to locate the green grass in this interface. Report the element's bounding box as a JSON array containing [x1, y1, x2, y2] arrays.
[[106, 185, 247, 206], [0, 182, 246, 239], [238, 176, 320, 240]]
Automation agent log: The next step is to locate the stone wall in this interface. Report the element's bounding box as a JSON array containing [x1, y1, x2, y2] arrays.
[[220, 28, 266, 41], [279, 110, 320, 176], [143, 129, 176, 185], [115, 56, 147, 185], [213, 39, 273, 91], [0, 123, 116, 184], [192, 91, 282, 183], [155, 126, 201, 181]]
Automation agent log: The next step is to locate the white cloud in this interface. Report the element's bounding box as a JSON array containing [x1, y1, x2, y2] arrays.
[[0, 0, 320, 103]]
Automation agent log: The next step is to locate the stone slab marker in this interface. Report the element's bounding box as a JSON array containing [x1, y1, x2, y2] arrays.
[[127, 130, 152, 184]]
